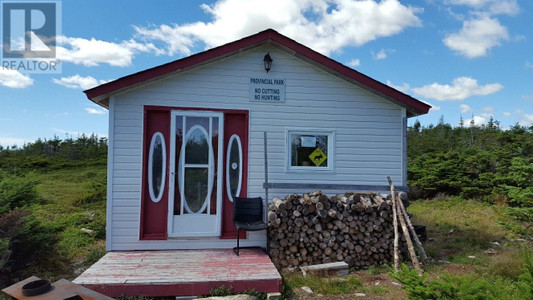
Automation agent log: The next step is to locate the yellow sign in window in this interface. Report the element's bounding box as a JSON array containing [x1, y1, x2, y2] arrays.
[[308, 148, 327, 166]]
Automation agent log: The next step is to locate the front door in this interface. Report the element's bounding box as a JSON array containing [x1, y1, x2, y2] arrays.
[[168, 111, 224, 237]]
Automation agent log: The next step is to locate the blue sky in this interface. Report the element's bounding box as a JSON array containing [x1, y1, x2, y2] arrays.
[[1, 0, 532, 146]]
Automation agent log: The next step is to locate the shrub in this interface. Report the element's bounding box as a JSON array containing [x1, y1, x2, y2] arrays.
[[9, 211, 57, 270], [0, 174, 39, 213], [390, 260, 533, 300], [517, 252, 533, 300], [209, 285, 233, 296], [0, 209, 30, 286]]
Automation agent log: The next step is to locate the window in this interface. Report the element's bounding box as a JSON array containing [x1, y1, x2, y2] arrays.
[[287, 129, 334, 171], [226, 134, 243, 202], [148, 132, 166, 202]]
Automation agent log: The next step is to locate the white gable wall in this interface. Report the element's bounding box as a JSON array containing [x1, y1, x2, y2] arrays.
[[108, 46, 405, 251]]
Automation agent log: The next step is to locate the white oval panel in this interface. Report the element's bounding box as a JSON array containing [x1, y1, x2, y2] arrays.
[[148, 132, 166, 203], [226, 134, 242, 202]]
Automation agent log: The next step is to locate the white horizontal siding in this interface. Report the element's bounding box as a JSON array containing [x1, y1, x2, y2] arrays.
[[109, 45, 403, 251]]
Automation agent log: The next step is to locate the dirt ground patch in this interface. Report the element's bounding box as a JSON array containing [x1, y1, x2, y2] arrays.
[[290, 270, 407, 300]]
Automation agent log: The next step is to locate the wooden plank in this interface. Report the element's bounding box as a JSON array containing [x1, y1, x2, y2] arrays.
[[263, 182, 409, 191], [300, 262, 349, 276]]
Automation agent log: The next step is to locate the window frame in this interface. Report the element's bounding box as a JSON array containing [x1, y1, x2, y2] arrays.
[[285, 128, 335, 173], [148, 131, 166, 203], [225, 134, 243, 202]]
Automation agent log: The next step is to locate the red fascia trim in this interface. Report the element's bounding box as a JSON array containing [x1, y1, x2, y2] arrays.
[[265, 32, 430, 114], [85, 29, 430, 115], [84, 31, 274, 100]]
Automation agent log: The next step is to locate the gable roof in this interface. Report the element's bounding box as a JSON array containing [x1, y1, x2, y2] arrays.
[[84, 28, 430, 117]]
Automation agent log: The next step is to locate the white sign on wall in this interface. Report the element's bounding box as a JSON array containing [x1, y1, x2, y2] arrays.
[[301, 136, 316, 147], [249, 78, 286, 103]]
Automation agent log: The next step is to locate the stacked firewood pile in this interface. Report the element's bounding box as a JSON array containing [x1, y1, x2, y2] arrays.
[[267, 190, 403, 269]]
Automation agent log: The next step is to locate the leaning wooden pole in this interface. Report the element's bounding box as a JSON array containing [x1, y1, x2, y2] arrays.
[[395, 195, 423, 275], [398, 197, 428, 263], [387, 176, 400, 272]]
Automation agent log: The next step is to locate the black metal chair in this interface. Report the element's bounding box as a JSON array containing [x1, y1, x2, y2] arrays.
[[233, 196, 268, 256]]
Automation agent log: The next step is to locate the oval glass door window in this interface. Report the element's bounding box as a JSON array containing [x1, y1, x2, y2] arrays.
[[181, 125, 212, 214], [148, 132, 166, 203], [185, 126, 209, 164], [226, 134, 242, 202]]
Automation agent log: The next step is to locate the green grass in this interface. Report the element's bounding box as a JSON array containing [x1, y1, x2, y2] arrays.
[[408, 197, 520, 260], [391, 197, 533, 300], [18, 163, 107, 280], [7, 160, 532, 300]]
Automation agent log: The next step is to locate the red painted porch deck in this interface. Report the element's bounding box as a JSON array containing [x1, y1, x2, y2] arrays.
[[73, 248, 282, 298]]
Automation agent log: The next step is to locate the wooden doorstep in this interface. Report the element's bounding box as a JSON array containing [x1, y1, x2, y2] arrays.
[[74, 248, 282, 297]]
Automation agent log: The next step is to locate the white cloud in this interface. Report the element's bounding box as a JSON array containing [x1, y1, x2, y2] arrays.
[[464, 115, 488, 126], [412, 76, 503, 101], [526, 61, 533, 68], [0, 68, 34, 88], [347, 59, 360, 67], [503, 112, 511, 117], [53, 75, 108, 90], [85, 107, 107, 115], [121, 39, 165, 55], [460, 104, 473, 113], [0, 136, 32, 147], [488, 0, 519, 16], [480, 112, 493, 118], [56, 36, 160, 67], [446, 0, 488, 8], [482, 106, 494, 112], [443, 17, 509, 58], [446, 0, 519, 15], [513, 110, 533, 127], [519, 114, 533, 127], [133, 0, 422, 56], [429, 105, 441, 112], [373, 48, 395, 60], [386, 80, 411, 94], [522, 93, 533, 101]]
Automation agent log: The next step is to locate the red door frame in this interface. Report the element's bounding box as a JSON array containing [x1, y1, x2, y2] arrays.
[[221, 112, 249, 239], [139, 106, 249, 240], [140, 108, 170, 240]]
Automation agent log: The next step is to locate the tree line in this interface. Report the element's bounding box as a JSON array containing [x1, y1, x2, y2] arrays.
[[408, 119, 532, 209]]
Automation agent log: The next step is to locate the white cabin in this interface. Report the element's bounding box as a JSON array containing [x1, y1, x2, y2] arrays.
[[85, 29, 430, 251]]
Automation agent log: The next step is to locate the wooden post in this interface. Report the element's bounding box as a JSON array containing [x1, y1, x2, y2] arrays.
[[398, 197, 428, 263], [264, 132, 269, 216], [395, 195, 422, 275], [387, 176, 400, 272]]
